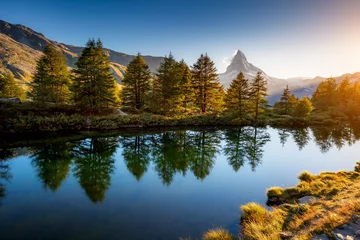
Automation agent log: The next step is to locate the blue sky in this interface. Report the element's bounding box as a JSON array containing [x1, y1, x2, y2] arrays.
[[1, 0, 360, 78]]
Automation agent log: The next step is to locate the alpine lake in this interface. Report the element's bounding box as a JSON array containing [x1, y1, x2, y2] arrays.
[[1, 125, 359, 240]]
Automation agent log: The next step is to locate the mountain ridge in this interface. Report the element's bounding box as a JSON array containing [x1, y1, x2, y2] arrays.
[[0, 19, 164, 83], [1, 19, 359, 103]]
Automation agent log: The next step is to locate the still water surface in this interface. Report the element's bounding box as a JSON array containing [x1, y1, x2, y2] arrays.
[[0, 126, 359, 240]]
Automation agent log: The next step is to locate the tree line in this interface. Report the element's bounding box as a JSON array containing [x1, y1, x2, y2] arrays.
[[1, 38, 358, 120], [0, 39, 268, 119]]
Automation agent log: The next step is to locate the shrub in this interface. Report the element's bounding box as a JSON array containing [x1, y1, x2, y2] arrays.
[[298, 171, 314, 182], [355, 162, 360, 172], [241, 202, 268, 222], [202, 228, 234, 240]]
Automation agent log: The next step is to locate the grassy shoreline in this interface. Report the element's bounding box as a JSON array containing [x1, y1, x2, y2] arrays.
[[203, 164, 360, 240], [0, 105, 343, 134]]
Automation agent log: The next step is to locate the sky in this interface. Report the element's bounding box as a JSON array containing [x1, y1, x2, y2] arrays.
[[1, 0, 360, 78]]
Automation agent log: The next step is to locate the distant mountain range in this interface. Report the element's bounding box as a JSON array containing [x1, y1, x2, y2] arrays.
[[0, 19, 359, 103], [219, 50, 360, 103]]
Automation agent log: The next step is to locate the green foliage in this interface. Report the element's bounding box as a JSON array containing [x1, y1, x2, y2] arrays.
[[225, 72, 250, 116], [0, 72, 25, 100], [72, 39, 119, 112], [121, 53, 151, 111], [273, 86, 299, 116], [31, 45, 71, 103], [249, 72, 268, 119], [72, 137, 117, 203], [191, 54, 223, 114], [151, 54, 185, 115], [293, 96, 314, 118]]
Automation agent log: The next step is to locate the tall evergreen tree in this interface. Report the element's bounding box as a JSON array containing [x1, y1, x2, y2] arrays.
[[249, 72, 268, 119], [31, 45, 71, 103], [0, 72, 25, 99], [311, 77, 337, 110], [178, 60, 195, 113], [154, 54, 183, 115], [276, 85, 298, 115], [121, 53, 151, 111], [224, 72, 250, 116], [191, 54, 222, 114], [72, 39, 118, 112]]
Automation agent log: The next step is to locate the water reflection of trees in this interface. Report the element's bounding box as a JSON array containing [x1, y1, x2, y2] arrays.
[[3, 124, 360, 205], [72, 137, 118, 203], [30, 143, 73, 192], [0, 149, 14, 206], [276, 124, 360, 153], [223, 127, 270, 171], [120, 130, 221, 185]]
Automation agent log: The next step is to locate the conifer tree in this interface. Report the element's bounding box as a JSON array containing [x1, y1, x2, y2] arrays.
[[293, 96, 314, 117], [0, 72, 25, 99], [154, 54, 183, 115], [337, 77, 351, 104], [278, 85, 298, 115], [311, 77, 337, 110], [121, 53, 151, 111], [224, 72, 249, 116], [249, 72, 268, 119], [191, 54, 222, 114], [72, 39, 118, 112], [31, 45, 71, 103], [178, 60, 195, 113]]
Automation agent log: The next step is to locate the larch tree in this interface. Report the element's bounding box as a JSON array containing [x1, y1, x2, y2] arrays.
[[249, 72, 268, 119], [121, 53, 151, 112], [293, 96, 314, 117], [154, 54, 183, 116], [31, 45, 71, 103], [191, 54, 222, 114], [224, 72, 250, 116], [0, 72, 25, 99], [72, 39, 119, 112], [178, 60, 195, 113]]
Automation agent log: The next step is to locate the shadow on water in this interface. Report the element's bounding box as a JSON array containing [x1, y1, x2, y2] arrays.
[[1, 124, 360, 205]]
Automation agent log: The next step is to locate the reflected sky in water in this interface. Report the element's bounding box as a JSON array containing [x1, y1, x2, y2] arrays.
[[0, 126, 359, 240]]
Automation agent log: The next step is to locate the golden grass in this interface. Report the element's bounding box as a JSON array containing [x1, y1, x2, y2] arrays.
[[242, 168, 360, 239], [202, 228, 234, 240]]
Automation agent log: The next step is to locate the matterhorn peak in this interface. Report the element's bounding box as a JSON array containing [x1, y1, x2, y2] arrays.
[[219, 49, 274, 89], [233, 50, 247, 61]]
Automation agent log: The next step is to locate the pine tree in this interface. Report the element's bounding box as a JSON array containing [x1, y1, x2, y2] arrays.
[[154, 54, 183, 115], [31, 45, 71, 103], [72, 39, 118, 112], [121, 53, 151, 112], [280, 85, 291, 114], [0, 72, 25, 99], [224, 72, 249, 116], [337, 77, 351, 105], [293, 96, 314, 117], [178, 60, 195, 113], [312, 77, 337, 110], [249, 72, 268, 119], [191, 54, 222, 114]]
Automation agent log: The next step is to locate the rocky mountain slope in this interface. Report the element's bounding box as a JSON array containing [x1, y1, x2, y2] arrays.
[[0, 19, 164, 84]]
